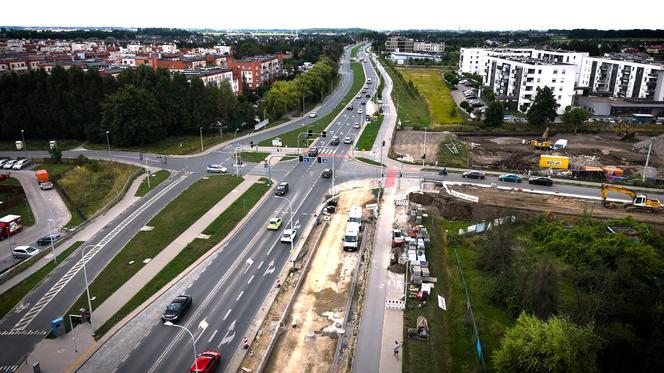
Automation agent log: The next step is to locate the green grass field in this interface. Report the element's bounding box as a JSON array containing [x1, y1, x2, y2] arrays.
[[0, 242, 83, 320], [436, 136, 469, 168], [356, 115, 384, 151], [0, 177, 35, 226], [351, 45, 360, 58], [381, 59, 430, 128], [260, 63, 366, 147], [84, 132, 244, 156], [65, 176, 243, 329], [399, 68, 461, 127], [355, 157, 384, 167], [135, 170, 171, 197], [95, 180, 270, 337], [240, 152, 270, 163]]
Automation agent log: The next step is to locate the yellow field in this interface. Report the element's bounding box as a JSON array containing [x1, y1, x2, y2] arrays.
[[399, 68, 461, 127]]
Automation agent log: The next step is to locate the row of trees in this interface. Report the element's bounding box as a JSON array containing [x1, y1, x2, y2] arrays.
[[0, 65, 254, 146]]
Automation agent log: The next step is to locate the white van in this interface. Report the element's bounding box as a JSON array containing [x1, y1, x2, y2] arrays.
[[343, 222, 361, 251], [347, 206, 362, 225]]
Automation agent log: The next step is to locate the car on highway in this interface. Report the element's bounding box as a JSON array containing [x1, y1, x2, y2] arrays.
[[356, 94, 361, 99], [498, 174, 522, 183], [307, 147, 319, 157], [3, 160, 16, 169], [357, 109, 363, 114], [365, 94, 371, 98], [321, 168, 332, 178], [462, 171, 486, 179], [206, 164, 228, 173], [309, 112, 317, 118], [346, 105, 353, 110], [37, 233, 62, 246], [280, 229, 297, 244], [275, 182, 289, 196], [190, 351, 220, 373], [528, 176, 554, 186], [330, 136, 340, 146], [344, 136, 353, 144], [161, 294, 192, 323], [353, 122, 361, 128], [12, 245, 39, 260], [267, 218, 283, 230], [12, 159, 30, 170], [361, 101, 366, 105]]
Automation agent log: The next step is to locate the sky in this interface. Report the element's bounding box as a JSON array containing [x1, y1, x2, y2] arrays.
[[1, 0, 663, 31]]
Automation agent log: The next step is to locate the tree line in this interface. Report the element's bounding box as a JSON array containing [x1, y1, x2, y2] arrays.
[[0, 65, 254, 146]]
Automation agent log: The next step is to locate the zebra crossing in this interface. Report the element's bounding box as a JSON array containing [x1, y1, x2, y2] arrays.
[[0, 365, 17, 372], [0, 330, 48, 336]]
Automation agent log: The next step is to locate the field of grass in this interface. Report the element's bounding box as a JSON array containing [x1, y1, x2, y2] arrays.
[[32, 163, 75, 178], [260, 62, 366, 148], [95, 180, 270, 337], [135, 170, 171, 197], [356, 115, 384, 151], [240, 152, 270, 163], [436, 136, 469, 168], [0, 242, 83, 320], [57, 160, 139, 220], [355, 157, 384, 167], [380, 59, 430, 128], [84, 132, 241, 156], [399, 68, 461, 127], [351, 45, 360, 58], [0, 139, 82, 152], [65, 176, 243, 329], [0, 177, 35, 226]]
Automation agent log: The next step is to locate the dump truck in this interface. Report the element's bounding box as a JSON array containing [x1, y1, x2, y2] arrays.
[[35, 169, 53, 190], [0, 215, 23, 239]]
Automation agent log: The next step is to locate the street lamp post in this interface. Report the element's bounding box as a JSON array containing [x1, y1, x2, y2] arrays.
[[199, 127, 204, 153], [47, 219, 56, 264], [163, 322, 197, 369], [81, 244, 97, 336], [422, 128, 427, 167], [106, 130, 118, 195], [105, 130, 111, 158], [144, 157, 151, 190], [234, 129, 239, 140], [20, 130, 27, 157]]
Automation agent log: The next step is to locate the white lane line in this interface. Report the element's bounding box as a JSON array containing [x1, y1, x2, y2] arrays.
[[236, 291, 244, 301], [258, 260, 264, 269], [267, 247, 273, 256], [248, 275, 255, 284], [223, 309, 232, 321], [208, 329, 218, 343]]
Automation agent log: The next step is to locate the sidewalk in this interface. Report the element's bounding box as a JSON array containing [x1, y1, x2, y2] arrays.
[[17, 175, 260, 373]]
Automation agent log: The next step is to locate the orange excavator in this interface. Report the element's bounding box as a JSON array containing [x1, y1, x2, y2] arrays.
[[600, 183, 660, 213]]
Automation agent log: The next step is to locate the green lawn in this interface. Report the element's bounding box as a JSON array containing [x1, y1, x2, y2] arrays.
[[0, 177, 35, 226], [32, 163, 75, 179], [356, 115, 384, 151], [399, 68, 461, 127], [355, 157, 384, 167], [240, 152, 270, 163], [436, 136, 469, 168], [260, 63, 366, 148], [65, 176, 243, 330], [351, 45, 360, 58], [279, 155, 298, 162], [95, 180, 270, 337], [0, 139, 82, 152], [0, 242, 83, 319], [381, 59, 430, 128], [135, 170, 171, 197], [84, 132, 242, 156]]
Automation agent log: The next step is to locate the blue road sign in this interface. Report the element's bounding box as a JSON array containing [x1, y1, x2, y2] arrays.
[[303, 157, 312, 163], [321, 158, 329, 163]]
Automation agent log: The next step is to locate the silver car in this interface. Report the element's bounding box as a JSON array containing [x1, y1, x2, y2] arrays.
[[12, 245, 40, 259]]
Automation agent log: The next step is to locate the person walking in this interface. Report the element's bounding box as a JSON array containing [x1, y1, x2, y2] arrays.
[[393, 341, 401, 358]]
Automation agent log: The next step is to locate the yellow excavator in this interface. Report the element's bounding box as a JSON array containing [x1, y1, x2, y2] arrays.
[[600, 183, 661, 213], [530, 127, 552, 150], [615, 120, 635, 141]]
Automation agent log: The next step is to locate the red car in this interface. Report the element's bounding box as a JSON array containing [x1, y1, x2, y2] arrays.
[[190, 351, 220, 373]]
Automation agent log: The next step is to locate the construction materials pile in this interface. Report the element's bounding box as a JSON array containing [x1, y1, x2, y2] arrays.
[[633, 134, 664, 156]]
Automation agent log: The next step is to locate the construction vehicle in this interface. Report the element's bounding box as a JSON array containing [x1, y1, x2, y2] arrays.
[[530, 127, 552, 150], [615, 120, 636, 141], [600, 183, 660, 213]]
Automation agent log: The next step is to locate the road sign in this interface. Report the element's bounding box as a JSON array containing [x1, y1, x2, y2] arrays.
[[320, 158, 328, 163], [303, 157, 312, 163]]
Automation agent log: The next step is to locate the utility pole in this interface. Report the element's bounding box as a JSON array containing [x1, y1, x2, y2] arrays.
[[422, 128, 427, 167], [642, 140, 653, 182]]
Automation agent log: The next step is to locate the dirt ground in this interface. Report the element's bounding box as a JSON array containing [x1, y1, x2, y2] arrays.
[[392, 130, 664, 177], [264, 189, 375, 373]]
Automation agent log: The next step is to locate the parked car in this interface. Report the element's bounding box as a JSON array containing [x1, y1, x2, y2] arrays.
[[206, 164, 228, 173], [528, 176, 554, 186], [3, 160, 16, 169], [498, 174, 522, 183], [12, 159, 30, 170], [280, 229, 297, 244], [267, 218, 283, 230], [392, 229, 405, 247], [462, 171, 486, 179], [307, 147, 319, 157], [330, 136, 340, 146], [469, 100, 485, 108], [161, 295, 192, 323], [309, 112, 317, 118], [190, 351, 221, 373], [12, 245, 39, 260], [275, 182, 289, 196], [37, 233, 62, 246], [321, 168, 332, 178], [344, 136, 353, 144], [0, 159, 9, 167]]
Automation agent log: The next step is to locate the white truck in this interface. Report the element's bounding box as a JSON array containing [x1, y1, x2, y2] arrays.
[[342, 222, 361, 252], [553, 139, 568, 150]]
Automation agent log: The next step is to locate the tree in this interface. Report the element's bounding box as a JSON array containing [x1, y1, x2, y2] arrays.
[[101, 85, 164, 146], [493, 313, 601, 373], [526, 86, 559, 126], [561, 106, 590, 134], [49, 146, 62, 163], [483, 101, 505, 127], [460, 101, 470, 110], [482, 88, 496, 103]]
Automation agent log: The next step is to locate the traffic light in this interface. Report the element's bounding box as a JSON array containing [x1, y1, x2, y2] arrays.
[[298, 155, 303, 162], [382, 140, 386, 146], [322, 131, 327, 138], [317, 157, 322, 163], [307, 129, 312, 138], [250, 141, 254, 147]]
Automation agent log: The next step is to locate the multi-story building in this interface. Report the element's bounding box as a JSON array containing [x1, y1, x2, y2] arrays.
[[483, 56, 576, 114], [229, 55, 283, 90], [413, 42, 445, 54], [578, 54, 664, 101], [385, 36, 414, 53], [183, 68, 240, 95]]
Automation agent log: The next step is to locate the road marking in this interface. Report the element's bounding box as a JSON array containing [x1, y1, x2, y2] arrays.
[[266, 247, 273, 256], [258, 260, 264, 269], [236, 291, 244, 301], [194, 319, 209, 343], [11, 173, 189, 331], [208, 329, 218, 343], [264, 260, 276, 276], [248, 275, 255, 284], [218, 320, 236, 347], [223, 309, 231, 321], [243, 258, 254, 274]]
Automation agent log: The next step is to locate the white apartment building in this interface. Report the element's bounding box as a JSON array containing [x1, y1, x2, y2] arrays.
[[159, 44, 177, 53], [529, 50, 588, 82], [414, 42, 445, 53], [459, 48, 531, 75], [578, 55, 664, 101], [483, 56, 576, 114], [214, 45, 232, 55]]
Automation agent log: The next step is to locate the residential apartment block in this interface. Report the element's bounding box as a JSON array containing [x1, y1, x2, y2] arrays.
[[414, 42, 445, 53], [229, 55, 283, 90], [578, 55, 664, 101], [183, 68, 240, 95], [385, 36, 414, 53]]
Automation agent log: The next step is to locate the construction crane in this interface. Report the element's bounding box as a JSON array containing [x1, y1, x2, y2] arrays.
[[615, 120, 635, 141], [530, 127, 552, 150], [600, 183, 661, 213]]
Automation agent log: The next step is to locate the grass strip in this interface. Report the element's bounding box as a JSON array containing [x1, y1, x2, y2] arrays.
[[380, 57, 430, 129], [240, 152, 270, 163], [260, 62, 366, 147], [356, 115, 384, 151], [83, 132, 245, 156], [399, 68, 461, 126], [65, 176, 243, 328], [95, 180, 270, 337], [351, 45, 360, 58], [0, 241, 84, 319], [135, 170, 171, 197], [278, 155, 298, 162], [356, 157, 385, 167]]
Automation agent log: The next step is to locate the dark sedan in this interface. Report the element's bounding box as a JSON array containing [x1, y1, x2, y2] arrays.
[[528, 176, 554, 186], [498, 174, 522, 183], [462, 171, 486, 179], [161, 295, 192, 323], [37, 233, 62, 246], [307, 147, 319, 157]]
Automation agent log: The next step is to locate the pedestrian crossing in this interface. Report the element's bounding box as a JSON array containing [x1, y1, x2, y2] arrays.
[[0, 330, 48, 336], [0, 365, 17, 372]]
